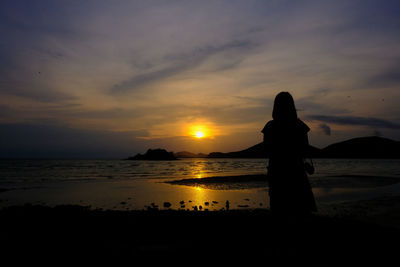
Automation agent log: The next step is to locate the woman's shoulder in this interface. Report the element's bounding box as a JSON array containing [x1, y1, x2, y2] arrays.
[[261, 120, 274, 133], [296, 119, 310, 133]]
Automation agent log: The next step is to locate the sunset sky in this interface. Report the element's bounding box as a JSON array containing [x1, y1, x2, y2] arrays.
[[1, 0, 400, 158]]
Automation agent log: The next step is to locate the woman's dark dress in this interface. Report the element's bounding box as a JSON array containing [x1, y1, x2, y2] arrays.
[[262, 119, 317, 214]]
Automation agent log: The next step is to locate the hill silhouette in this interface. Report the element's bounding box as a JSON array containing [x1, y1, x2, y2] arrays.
[[207, 136, 400, 159], [127, 136, 400, 160], [208, 143, 266, 158], [207, 142, 322, 158], [127, 148, 177, 160], [322, 136, 400, 158]]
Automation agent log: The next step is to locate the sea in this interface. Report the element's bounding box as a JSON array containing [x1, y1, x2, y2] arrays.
[[1, 158, 400, 211]]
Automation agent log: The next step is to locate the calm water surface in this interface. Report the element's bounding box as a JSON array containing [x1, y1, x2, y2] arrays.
[[1, 158, 399, 210]]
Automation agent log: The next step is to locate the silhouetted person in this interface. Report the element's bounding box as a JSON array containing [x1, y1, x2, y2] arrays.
[[262, 92, 317, 217], [262, 92, 318, 264]]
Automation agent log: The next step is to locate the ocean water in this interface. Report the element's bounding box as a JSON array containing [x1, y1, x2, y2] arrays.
[[0, 158, 268, 184], [1, 158, 400, 211]]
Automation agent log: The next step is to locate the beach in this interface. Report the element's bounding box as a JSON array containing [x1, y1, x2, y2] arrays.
[[3, 1, 400, 264], [1, 158, 400, 211], [2, 174, 400, 265], [1, 197, 400, 265], [1, 159, 400, 265]]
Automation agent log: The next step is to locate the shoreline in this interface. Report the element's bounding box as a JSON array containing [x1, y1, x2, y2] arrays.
[[1, 199, 400, 265], [165, 173, 400, 189], [2, 173, 400, 211], [2, 170, 400, 264]]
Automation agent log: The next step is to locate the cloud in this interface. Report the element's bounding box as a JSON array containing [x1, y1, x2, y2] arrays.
[[296, 97, 350, 115], [0, 83, 76, 103], [319, 123, 331, 135], [109, 41, 253, 94], [1, 0, 400, 156], [308, 115, 400, 129]]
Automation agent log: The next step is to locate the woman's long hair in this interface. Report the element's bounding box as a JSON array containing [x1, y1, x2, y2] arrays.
[[272, 92, 298, 122]]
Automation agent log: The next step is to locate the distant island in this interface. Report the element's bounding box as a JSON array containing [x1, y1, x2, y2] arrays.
[[127, 149, 177, 160], [128, 136, 400, 160]]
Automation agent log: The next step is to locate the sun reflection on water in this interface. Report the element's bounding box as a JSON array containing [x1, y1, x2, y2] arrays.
[[191, 161, 206, 179]]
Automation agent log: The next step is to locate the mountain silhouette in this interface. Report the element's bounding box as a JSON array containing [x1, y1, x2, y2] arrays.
[[322, 136, 400, 158], [208, 143, 266, 158], [207, 136, 400, 159], [208, 142, 322, 158], [127, 148, 177, 160], [127, 136, 400, 160]]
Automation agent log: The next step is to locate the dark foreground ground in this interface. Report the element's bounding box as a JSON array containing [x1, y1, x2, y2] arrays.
[[1, 204, 399, 266]]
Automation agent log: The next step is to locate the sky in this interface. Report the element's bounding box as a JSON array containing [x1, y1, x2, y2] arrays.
[[1, 0, 400, 158]]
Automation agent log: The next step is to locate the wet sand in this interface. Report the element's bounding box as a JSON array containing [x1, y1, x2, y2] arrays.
[[166, 173, 400, 189], [165, 174, 269, 190]]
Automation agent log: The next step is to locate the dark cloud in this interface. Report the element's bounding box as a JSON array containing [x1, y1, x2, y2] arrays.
[[296, 97, 349, 115], [319, 123, 331, 135], [0, 84, 76, 103], [308, 115, 400, 129]]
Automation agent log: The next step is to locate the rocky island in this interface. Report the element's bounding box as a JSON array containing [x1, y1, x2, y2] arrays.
[[127, 148, 177, 160]]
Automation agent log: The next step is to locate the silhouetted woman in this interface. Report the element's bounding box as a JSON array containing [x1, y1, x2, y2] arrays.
[[262, 92, 317, 216]]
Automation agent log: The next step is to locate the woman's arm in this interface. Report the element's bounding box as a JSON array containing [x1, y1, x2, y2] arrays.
[[262, 122, 272, 158]]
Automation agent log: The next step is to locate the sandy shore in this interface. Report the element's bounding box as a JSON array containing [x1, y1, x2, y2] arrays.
[[1, 196, 400, 265]]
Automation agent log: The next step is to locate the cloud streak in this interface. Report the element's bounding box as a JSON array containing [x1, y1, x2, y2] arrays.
[[109, 41, 254, 94], [308, 115, 400, 129]]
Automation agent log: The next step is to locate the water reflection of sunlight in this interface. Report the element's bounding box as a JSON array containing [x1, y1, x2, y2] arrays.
[[191, 161, 206, 179]]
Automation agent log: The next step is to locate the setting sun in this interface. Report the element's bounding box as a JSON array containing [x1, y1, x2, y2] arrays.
[[195, 131, 205, 138], [186, 122, 216, 139]]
